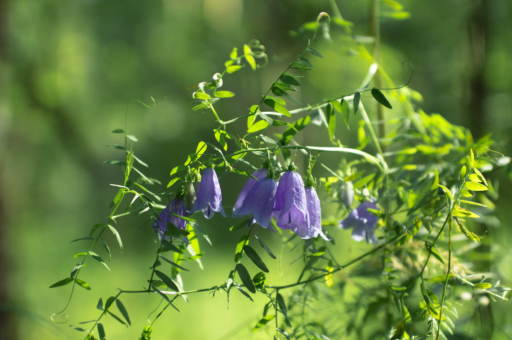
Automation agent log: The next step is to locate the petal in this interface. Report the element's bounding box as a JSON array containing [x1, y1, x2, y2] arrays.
[[233, 169, 267, 212], [233, 178, 277, 228], [273, 171, 308, 219], [191, 168, 225, 218], [339, 209, 360, 230], [351, 224, 367, 242]]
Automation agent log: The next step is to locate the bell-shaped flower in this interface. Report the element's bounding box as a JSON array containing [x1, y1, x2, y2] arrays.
[[272, 171, 308, 230], [233, 168, 268, 213], [190, 167, 226, 219], [232, 176, 278, 229], [339, 201, 379, 244], [153, 198, 187, 235], [293, 186, 329, 240]]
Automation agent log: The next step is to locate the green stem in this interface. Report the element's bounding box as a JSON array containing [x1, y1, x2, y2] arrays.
[[266, 233, 405, 289], [436, 216, 453, 340]]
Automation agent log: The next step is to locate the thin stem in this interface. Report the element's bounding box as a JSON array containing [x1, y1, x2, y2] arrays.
[[266, 233, 405, 289], [436, 216, 453, 340], [370, 0, 385, 141]]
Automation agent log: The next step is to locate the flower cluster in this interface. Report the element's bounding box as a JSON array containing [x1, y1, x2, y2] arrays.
[[233, 166, 328, 240], [154, 165, 380, 244]]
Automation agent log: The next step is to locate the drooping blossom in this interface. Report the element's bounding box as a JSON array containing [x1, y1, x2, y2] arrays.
[[190, 167, 226, 219], [153, 198, 187, 235], [233, 168, 268, 213], [293, 186, 329, 240], [232, 176, 278, 229], [272, 171, 308, 230], [339, 201, 379, 244]]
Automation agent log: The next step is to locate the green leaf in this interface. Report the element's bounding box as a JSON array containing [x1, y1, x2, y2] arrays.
[[426, 274, 455, 283], [431, 169, 439, 191], [170, 213, 196, 222], [227, 65, 243, 74], [230, 47, 238, 59], [234, 282, 254, 302], [353, 92, 361, 115], [371, 88, 392, 109], [104, 160, 125, 166], [167, 177, 180, 188], [271, 86, 303, 106], [460, 165, 467, 180], [69, 325, 87, 332], [437, 185, 454, 202], [307, 47, 324, 58], [127, 135, 138, 142], [100, 238, 111, 262], [279, 116, 310, 145], [425, 242, 445, 264], [74, 252, 87, 258], [264, 98, 291, 117], [455, 218, 485, 242], [277, 293, 292, 327], [453, 205, 480, 218], [169, 165, 187, 177], [89, 251, 110, 271], [236, 263, 256, 293], [253, 315, 275, 332], [49, 277, 74, 288], [469, 174, 481, 183], [75, 278, 91, 291], [247, 120, 269, 134], [107, 311, 127, 327], [273, 82, 297, 92], [115, 300, 131, 326], [97, 323, 106, 340], [344, 170, 365, 182], [154, 270, 179, 291], [111, 128, 125, 133], [161, 240, 185, 254], [108, 225, 124, 253], [465, 182, 488, 191], [151, 285, 179, 312], [474, 168, 487, 186], [475, 283, 492, 290], [244, 246, 269, 273], [214, 91, 235, 98], [326, 103, 336, 141], [296, 56, 313, 68], [159, 255, 189, 272], [230, 218, 252, 232], [253, 231, 276, 259], [253, 272, 267, 290], [280, 74, 301, 86], [235, 235, 249, 255], [105, 144, 125, 150], [353, 173, 376, 189], [70, 264, 83, 278], [70, 237, 94, 243], [97, 298, 104, 310]]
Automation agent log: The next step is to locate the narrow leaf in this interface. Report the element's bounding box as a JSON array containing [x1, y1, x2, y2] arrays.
[[236, 263, 256, 293], [244, 246, 269, 273], [115, 299, 131, 326], [371, 88, 392, 109]]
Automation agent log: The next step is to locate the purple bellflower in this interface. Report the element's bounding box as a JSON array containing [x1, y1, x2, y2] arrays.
[[339, 201, 379, 244], [190, 167, 226, 219], [153, 198, 187, 236], [292, 186, 329, 240], [232, 175, 278, 229], [233, 168, 268, 213], [272, 170, 308, 231]]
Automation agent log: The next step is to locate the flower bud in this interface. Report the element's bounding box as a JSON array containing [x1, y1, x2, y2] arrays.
[[341, 182, 354, 208]]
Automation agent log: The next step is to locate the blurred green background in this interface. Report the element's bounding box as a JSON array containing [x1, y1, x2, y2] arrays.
[[1, 0, 512, 339]]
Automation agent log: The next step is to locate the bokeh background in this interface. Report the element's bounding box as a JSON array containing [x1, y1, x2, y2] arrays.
[[1, 0, 512, 339]]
